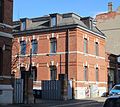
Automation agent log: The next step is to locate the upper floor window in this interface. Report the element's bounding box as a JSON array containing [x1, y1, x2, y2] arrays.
[[20, 40, 26, 55], [95, 42, 99, 56], [31, 39, 38, 54], [84, 38, 88, 53], [95, 67, 99, 82], [0, 0, 3, 22], [84, 66, 88, 81], [50, 38, 57, 53], [51, 16, 56, 27], [21, 21, 26, 31]]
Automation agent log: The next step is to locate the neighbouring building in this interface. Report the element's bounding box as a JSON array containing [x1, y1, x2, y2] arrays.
[[12, 12, 107, 99], [96, 2, 120, 91], [0, 0, 13, 104]]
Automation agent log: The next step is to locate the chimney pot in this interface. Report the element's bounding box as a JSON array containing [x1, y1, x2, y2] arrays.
[[108, 2, 113, 12]]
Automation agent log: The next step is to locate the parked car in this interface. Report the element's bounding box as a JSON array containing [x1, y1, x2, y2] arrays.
[[33, 89, 42, 99], [109, 84, 120, 96], [103, 95, 120, 107]]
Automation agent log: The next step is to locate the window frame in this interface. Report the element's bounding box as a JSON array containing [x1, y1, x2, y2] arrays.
[[21, 21, 26, 31], [84, 66, 88, 81], [51, 16, 56, 27], [0, 0, 3, 22], [31, 39, 38, 54], [95, 67, 99, 82], [95, 42, 99, 56], [50, 65, 57, 80], [20, 40, 26, 55], [31, 66, 37, 81], [84, 38, 88, 53], [0, 48, 3, 75], [50, 37, 57, 54]]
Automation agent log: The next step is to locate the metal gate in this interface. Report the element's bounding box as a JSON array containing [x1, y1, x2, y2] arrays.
[[14, 79, 24, 103], [42, 80, 72, 100], [42, 80, 62, 100]]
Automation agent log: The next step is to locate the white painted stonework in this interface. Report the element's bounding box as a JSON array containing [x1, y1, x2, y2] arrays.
[[0, 85, 13, 104], [75, 86, 106, 99]]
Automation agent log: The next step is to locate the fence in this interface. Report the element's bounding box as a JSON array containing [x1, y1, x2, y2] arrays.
[[42, 80, 72, 100], [13, 79, 24, 103]]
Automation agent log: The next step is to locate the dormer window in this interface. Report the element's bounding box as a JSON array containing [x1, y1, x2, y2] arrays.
[[51, 16, 56, 27], [89, 20, 93, 30], [21, 21, 26, 31]]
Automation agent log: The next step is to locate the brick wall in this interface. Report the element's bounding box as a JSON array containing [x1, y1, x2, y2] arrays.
[[0, 0, 13, 84], [12, 27, 107, 89]]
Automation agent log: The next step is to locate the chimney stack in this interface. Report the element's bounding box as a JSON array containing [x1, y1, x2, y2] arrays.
[[108, 2, 113, 12]]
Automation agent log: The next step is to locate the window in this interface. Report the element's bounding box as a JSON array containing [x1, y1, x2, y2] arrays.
[[20, 40, 26, 55], [21, 21, 26, 31], [50, 38, 56, 53], [31, 39, 38, 54], [0, 48, 3, 75], [0, 0, 3, 22], [89, 20, 93, 29], [84, 38, 88, 53], [51, 16, 56, 27], [95, 42, 99, 56], [0, 90, 2, 95], [84, 66, 88, 81], [95, 67, 99, 82], [32, 66, 37, 81], [50, 66, 57, 80]]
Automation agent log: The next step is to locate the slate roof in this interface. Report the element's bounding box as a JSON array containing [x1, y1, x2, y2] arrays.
[[13, 12, 105, 38]]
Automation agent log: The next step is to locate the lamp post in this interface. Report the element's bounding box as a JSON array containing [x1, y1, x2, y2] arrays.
[[29, 48, 32, 78], [26, 48, 34, 104]]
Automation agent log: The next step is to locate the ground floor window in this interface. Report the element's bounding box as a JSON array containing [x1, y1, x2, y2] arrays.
[[32, 66, 37, 81], [0, 48, 3, 75], [95, 67, 99, 82], [84, 66, 88, 81], [50, 65, 57, 80]]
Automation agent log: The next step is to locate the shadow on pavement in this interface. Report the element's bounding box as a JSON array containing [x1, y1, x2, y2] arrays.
[[0, 97, 107, 107]]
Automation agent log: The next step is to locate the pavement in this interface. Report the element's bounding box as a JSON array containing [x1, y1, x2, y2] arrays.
[[0, 97, 107, 107]]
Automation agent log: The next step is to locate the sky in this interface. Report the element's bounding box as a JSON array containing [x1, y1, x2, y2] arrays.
[[13, 0, 120, 21]]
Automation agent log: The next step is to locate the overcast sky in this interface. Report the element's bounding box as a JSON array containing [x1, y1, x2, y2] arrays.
[[13, 0, 120, 21]]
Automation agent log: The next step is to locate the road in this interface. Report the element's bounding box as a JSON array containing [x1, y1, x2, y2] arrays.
[[0, 97, 106, 107]]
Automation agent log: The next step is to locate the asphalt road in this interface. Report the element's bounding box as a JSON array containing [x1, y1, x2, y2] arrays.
[[0, 97, 106, 107]]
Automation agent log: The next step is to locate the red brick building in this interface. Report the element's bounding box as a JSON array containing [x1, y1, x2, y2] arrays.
[[0, 0, 13, 104], [12, 13, 107, 99]]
